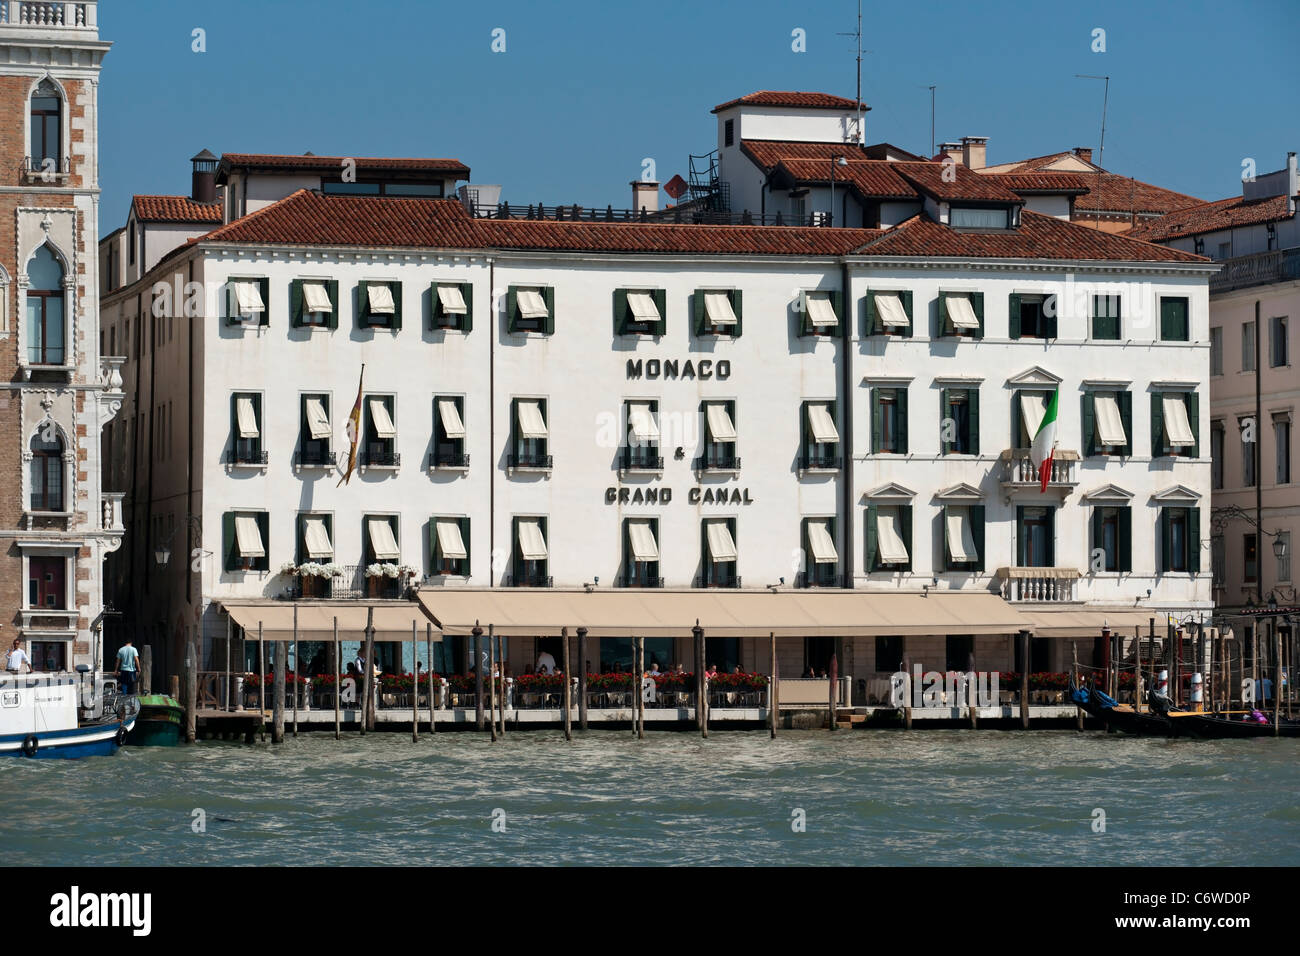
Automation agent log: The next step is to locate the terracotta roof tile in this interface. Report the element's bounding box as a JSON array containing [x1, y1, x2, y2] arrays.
[[1072, 173, 1203, 217], [132, 195, 223, 223], [215, 153, 470, 180], [985, 172, 1092, 195], [741, 139, 874, 173], [770, 158, 918, 200], [891, 162, 1022, 202], [713, 91, 867, 113], [1127, 193, 1295, 242]]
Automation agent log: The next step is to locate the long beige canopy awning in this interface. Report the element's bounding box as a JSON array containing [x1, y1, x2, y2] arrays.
[[1017, 608, 1172, 639], [221, 602, 441, 642], [415, 588, 1026, 638]]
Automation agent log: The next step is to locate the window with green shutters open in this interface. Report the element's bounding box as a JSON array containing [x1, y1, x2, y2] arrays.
[[614, 288, 667, 336], [1091, 506, 1131, 573], [938, 291, 983, 338], [801, 516, 841, 587], [1091, 295, 1121, 340], [699, 400, 738, 470], [941, 504, 984, 571], [512, 516, 550, 587], [800, 400, 841, 471], [298, 394, 333, 467], [622, 400, 662, 472], [432, 396, 468, 469], [507, 286, 555, 334], [432, 282, 472, 332], [223, 511, 269, 573], [1016, 506, 1055, 568], [1150, 391, 1199, 458], [290, 278, 338, 329], [1159, 296, 1189, 342], [510, 398, 550, 470], [229, 392, 266, 465], [864, 504, 911, 573], [799, 290, 842, 337], [430, 516, 470, 577], [357, 280, 402, 330], [227, 277, 269, 326], [866, 290, 912, 337], [1081, 390, 1131, 457], [1007, 293, 1057, 340], [362, 394, 398, 468], [699, 518, 738, 588], [940, 387, 978, 455], [622, 517, 661, 588], [870, 387, 908, 454], [694, 289, 742, 337], [1159, 507, 1200, 574], [296, 513, 335, 596]]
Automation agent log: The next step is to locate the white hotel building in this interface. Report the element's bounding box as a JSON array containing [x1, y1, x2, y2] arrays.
[[100, 92, 1216, 689]]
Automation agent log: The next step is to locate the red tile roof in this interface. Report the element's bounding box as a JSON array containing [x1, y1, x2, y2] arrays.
[[713, 91, 868, 113], [985, 172, 1091, 195], [1127, 193, 1295, 242], [741, 139, 874, 172], [215, 153, 470, 181], [890, 162, 1022, 203], [1071, 173, 1206, 217], [854, 210, 1207, 263], [770, 159, 919, 200], [132, 195, 223, 223]]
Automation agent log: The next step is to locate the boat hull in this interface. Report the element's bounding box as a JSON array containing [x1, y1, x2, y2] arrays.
[[125, 696, 183, 747], [0, 716, 136, 759], [1171, 713, 1300, 739]]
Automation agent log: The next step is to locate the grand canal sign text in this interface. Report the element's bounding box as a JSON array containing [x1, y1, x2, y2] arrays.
[[605, 486, 754, 505]]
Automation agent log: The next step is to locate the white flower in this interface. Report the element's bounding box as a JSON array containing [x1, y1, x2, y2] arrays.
[[279, 561, 298, 575]]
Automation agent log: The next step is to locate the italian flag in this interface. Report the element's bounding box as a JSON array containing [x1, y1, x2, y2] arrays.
[[336, 364, 364, 487], [1031, 389, 1059, 493]]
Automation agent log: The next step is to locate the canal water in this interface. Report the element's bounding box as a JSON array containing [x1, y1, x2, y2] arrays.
[[3, 731, 1297, 866]]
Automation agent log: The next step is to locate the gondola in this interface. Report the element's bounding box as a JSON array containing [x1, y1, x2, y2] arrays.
[[1168, 710, 1300, 739], [1068, 682, 1178, 737]]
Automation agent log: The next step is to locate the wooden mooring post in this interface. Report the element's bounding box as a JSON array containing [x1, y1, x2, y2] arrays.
[[272, 640, 286, 745], [561, 626, 572, 741], [577, 627, 588, 731], [487, 627, 498, 743], [140, 645, 153, 698], [258, 622, 266, 742], [333, 617, 340, 740], [292, 606, 299, 738], [427, 623, 436, 735], [902, 653, 913, 730], [411, 620, 419, 743], [693, 621, 707, 739], [495, 628, 506, 737], [1072, 642, 1084, 732], [1275, 622, 1282, 737], [1135, 625, 1144, 712], [1018, 632, 1030, 729], [769, 632, 778, 739], [184, 631, 198, 744], [473, 623, 485, 731]]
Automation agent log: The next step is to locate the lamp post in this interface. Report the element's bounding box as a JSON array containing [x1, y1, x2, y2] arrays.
[[829, 155, 848, 227]]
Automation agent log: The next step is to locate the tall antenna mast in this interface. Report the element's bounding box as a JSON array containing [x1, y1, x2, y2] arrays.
[[929, 85, 936, 157], [838, 0, 865, 144], [1075, 74, 1110, 167]]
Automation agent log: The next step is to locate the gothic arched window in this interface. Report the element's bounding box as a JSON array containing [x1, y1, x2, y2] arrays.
[[26, 244, 65, 365], [30, 431, 64, 512], [30, 79, 62, 169]]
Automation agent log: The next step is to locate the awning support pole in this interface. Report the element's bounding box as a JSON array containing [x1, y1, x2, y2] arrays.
[[426, 623, 435, 735], [495, 627, 506, 737], [769, 631, 777, 739], [411, 620, 419, 743], [473, 622, 484, 731], [1018, 632, 1029, 729], [577, 627, 588, 731], [333, 617, 340, 740], [561, 626, 572, 741], [258, 622, 266, 742], [488, 626, 498, 743]]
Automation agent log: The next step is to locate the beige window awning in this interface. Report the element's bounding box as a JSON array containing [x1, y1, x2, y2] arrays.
[[875, 292, 909, 329], [806, 520, 838, 564], [706, 403, 736, 442], [368, 399, 396, 439], [367, 283, 396, 315], [1094, 393, 1127, 446], [234, 515, 264, 557], [1163, 395, 1195, 446], [223, 602, 441, 642], [233, 280, 265, 315], [437, 399, 466, 439], [627, 520, 659, 562], [807, 403, 839, 444], [436, 284, 468, 314], [705, 521, 737, 563], [367, 518, 400, 561], [1018, 608, 1163, 639], [303, 517, 333, 559], [516, 400, 548, 440], [627, 402, 660, 442], [414, 588, 1026, 638], [946, 507, 978, 564], [517, 289, 549, 319], [236, 397, 259, 438], [946, 293, 980, 329], [302, 280, 331, 314], [805, 291, 838, 327], [517, 519, 548, 561], [703, 291, 737, 326], [435, 519, 467, 561], [1020, 391, 1048, 444], [627, 291, 660, 322], [305, 398, 331, 440], [876, 507, 909, 564]]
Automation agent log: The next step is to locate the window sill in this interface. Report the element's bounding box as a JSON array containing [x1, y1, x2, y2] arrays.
[[22, 170, 71, 185], [358, 464, 400, 475], [224, 460, 269, 474], [695, 465, 741, 477], [618, 466, 664, 479], [507, 465, 553, 478], [797, 467, 842, 478], [428, 463, 470, 475], [18, 363, 74, 380], [293, 461, 336, 475]]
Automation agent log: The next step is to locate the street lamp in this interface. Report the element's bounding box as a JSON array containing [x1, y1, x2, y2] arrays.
[[829, 155, 848, 227], [1273, 532, 1288, 562], [154, 543, 171, 567]]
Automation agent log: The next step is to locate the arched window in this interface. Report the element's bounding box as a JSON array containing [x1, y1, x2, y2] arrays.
[[30, 79, 62, 169], [30, 431, 64, 512], [27, 245, 65, 365]]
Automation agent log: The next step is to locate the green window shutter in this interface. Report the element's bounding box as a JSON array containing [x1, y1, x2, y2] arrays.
[[299, 394, 307, 447], [357, 281, 370, 328], [613, 289, 629, 336], [1043, 296, 1058, 339], [256, 512, 270, 571], [290, 280, 304, 328], [693, 290, 705, 336], [939, 294, 950, 336], [510, 517, 520, 580], [1082, 392, 1096, 457], [896, 388, 909, 454], [1186, 391, 1200, 457], [296, 513, 306, 566], [940, 388, 951, 455], [428, 520, 438, 572], [1118, 507, 1132, 573], [968, 389, 980, 456], [865, 292, 878, 335], [731, 290, 742, 338], [1151, 394, 1165, 457], [506, 287, 518, 333], [229, 393, 237, 441], [1118, 390, 1132, 456], [870, 390, 882, 454], [258, 278, 270, 327], [971, 292, 984, 339], [390, 282, 403, 331], [1008, 293, 1021, 340], [900, 504, 913, 571], [653, 289, 667, 336], [1046, 508, 1056, 566], [1090, 507, 1103, 566], [699, 521, 708, 584], [252, 394, 261, 443], [542, 287, 555, 335], [326, 280, 339, 330], [901, 291, 913, 338], [865, 504, 878, 572], [459, 516, 471, 576], [800, 401, 809, 452], [223, 512, 236, 572], [799, 293, 811, 338], [941, 506, 952, 571], [1016, 506, 1026, 566], [459, 282, 473, 333], [829, 290, 843, 334], [971, 505, 985, 571], [1159, 509, 1171, 572], [1012, 390, 1023, 449], [1187, 508, 1201, 573]]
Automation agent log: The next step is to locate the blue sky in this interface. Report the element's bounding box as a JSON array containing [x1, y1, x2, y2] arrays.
[[98, 0, 1297, 236]]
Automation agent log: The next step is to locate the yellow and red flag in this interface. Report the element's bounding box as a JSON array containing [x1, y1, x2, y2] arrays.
[[337, 364, 364, 486]]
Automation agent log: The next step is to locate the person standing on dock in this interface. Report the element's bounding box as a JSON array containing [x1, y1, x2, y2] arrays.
[[115, 638, 140, 695], [6, 638, 31, 675]]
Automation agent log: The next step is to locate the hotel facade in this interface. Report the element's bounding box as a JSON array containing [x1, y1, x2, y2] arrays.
[[101, 92, 1217, 693]]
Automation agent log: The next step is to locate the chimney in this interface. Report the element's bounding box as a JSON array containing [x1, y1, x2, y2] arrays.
[[631, 180, 660, 214], [1289, 152, 1297, 217], [937, 142, 963, 165], [191, 148, 218, 204], [1072, 146, 1093, 164], [960, 136, 988, 170]]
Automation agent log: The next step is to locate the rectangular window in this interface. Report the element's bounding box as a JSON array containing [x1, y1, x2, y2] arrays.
[[231, 393, 264, 464], [363, 395, 398, 467], [1152, 392, 1198, 458], [1086, 390, 1130, 456], [1008, 293, 1055, 339], [1243, 534, 1258, 583], [802, 517, 840, 586], [1210, 327, 1223, 376], [358, 280, 402, 330], [295, 279, 335, 328], [946, 635, 975, 673], [865, 503, 913, 572], [229, 278, 268, 326], [875, 636, 904, 674], [1211, 534, 1225, 588], [868, 290, 912, 336], [298, 514, 334, 564], [939, 291, 983, 338], [1159, 507, 1200, 574], [950, 206, 1008, 228], [871, 387, 908, 454], [224, 511, 269, 572], [614, 289, 666, 336], [508, 286, 554, 334], [700, 400, 738, 470], [1276, 416, 1292, 485], [1016, 506, 1055, 568], [511, 398, 550, 469], [1241, 419, 1256, 487], [701, 518, 738, 588], [623, 518, 661, 588], [1092, 295, 1121, 340], [943, 504, 984, 571], [1092, 506, 1131, 573], [724, 118, 734, 147], [512, 516, 550, 587], [1271, 316, 1289, 368], [695, 289, 742, 337], [1218, 242, 1231, 260], [1211, 422, 1225, 489], [940, 387, 978, 455], [801, 401, 840, 470], [800, 290, 841, 336], [27, 556, 66, 610], [299, 394, 332, 467], [622, 400, 661, 470], [1015, 390, 1051, 448], [1278, 531, 1292, 583], [1160, 297, 1189, 342], [1242, 321, 1257, 371], [431, 517, 470, 577], [433, 396, 467, 468], [432, 283, 472, 331]]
